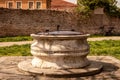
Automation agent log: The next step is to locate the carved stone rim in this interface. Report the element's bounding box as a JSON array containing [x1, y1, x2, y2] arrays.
[[31, 34, 90, 40]]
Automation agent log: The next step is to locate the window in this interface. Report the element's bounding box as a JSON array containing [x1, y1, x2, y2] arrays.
[[16, 1, 22, 9], [28, 1, 34, 9], [36, 2, 41, 9], [7, 1, 13, 8]]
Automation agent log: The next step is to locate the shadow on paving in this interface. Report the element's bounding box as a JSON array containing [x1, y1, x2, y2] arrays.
[[0, 56, 120, 80]]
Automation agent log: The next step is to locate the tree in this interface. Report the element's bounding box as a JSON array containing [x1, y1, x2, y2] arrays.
[[77, 0, 120, 17]]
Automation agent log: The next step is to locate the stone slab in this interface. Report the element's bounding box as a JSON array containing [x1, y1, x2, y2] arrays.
[[18, 60, 103, 77], [0, 56, 120, 80]]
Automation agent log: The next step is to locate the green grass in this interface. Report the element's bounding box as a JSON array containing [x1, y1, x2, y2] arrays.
[[89, 35, 105, 38], [0, 44, 31, 56], [0, 40, 120, 60], [89, 40, 120, 59], [0, 35, 110, 42], [0, 36, 32, 42], [0, 35, 119, 42]]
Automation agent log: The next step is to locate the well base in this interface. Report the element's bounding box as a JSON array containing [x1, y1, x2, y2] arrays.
[[18, 59, 103, 77]]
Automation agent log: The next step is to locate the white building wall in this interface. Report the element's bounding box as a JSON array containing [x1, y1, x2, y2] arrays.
[[64, 0, 77, 4]]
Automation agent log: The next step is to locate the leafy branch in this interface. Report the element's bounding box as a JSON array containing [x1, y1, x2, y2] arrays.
[[76, 0, 120, 17]]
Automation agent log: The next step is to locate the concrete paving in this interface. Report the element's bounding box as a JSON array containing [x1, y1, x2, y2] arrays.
[[0, 37, 120, 79], [0, 56, 120, 80]]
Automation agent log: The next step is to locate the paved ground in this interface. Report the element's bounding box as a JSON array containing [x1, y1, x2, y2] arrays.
[[0, 37, 120, 79], [0, 36, 120, 47], [0, 56, 120, 80]]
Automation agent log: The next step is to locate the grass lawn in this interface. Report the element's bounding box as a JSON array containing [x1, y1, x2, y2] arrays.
[[89, 40, 120, 59], [0, 44, 31, 56], [0, 36, 32, 42], [0, 35, 119, 42], [0, 35, 111, 42], [0, 40, 120, 59]]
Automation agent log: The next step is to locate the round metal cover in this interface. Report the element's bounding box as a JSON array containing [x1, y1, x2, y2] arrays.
[[38, 31, 82, 35]]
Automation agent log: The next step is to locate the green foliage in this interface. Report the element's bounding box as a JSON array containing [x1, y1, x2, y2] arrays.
[[89, 40, 120, 59], [77, 0, 120, 17], [0, 36, 32, 42], [0, 44, 31, 56], [105, 4, 120, 17], [77, 0, 116, 9]]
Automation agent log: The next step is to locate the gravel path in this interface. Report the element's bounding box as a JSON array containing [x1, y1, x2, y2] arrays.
[[0, 36, 120, 47], [0, 41, 32, 47], [88, 36, 120, 41]]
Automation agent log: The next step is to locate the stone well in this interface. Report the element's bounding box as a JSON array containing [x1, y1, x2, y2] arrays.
[[18, 31, 103, 77]]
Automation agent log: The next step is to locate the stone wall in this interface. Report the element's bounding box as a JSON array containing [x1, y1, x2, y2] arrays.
[[0, 8, 120, 37]]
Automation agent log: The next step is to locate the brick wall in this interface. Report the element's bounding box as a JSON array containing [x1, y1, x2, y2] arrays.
[[0, 8, 120, 37]]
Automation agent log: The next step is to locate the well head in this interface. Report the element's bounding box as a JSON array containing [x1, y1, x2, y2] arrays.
[[31, 31, 90, 40], [18, 30, 103, 77]]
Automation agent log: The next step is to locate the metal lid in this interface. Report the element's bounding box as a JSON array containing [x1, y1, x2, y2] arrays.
[[38, 31, 82, 35]]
